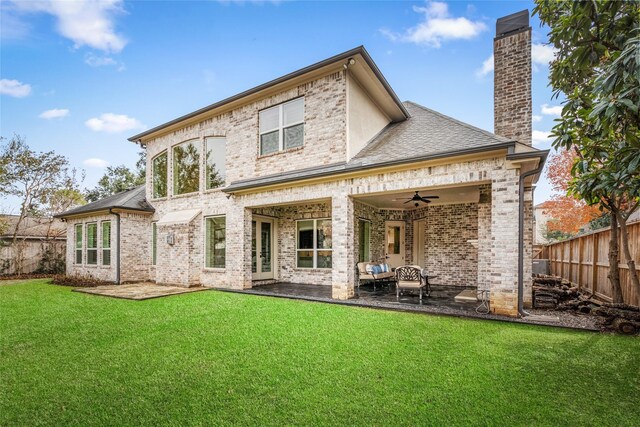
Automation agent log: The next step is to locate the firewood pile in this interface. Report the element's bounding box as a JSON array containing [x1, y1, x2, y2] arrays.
[[532, 275, 580, 309], [533, 274, 640, 334]]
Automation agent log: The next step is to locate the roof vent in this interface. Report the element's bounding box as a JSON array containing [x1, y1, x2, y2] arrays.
[[496, 10, 529, 37]]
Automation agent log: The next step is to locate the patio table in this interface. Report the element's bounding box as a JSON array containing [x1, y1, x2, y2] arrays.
[[420, 270, 436, 297]]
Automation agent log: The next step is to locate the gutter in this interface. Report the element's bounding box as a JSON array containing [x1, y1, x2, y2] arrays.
[[517, 152, 547, 317], [109, 209, 121, 285]]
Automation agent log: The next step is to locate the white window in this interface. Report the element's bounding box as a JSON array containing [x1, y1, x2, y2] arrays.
[[86, 223, 97, 265], [101, 221, 111, 266], [205, 137, 226, 189], [75, 224, 83, 264], [259, 97, 304, 155], [358, 219, 371, 263], [296, 219, 332, 269], [205, 216, 226, 268]]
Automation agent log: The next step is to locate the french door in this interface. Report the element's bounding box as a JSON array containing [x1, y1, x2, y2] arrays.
[[384, 221, 405, 267], [252, 217, 274, 280]]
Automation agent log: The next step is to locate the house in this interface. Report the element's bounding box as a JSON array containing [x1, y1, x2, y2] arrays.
[[56, 10, 547, 317], [0, 215, 66, 275], [534, 201, 554, 244]]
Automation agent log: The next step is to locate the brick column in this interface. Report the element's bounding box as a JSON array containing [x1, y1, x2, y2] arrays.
[[490, 168, 520, 316], [523, 188, 534, 308], [331, 194, 355, 299], [477, 184, 492, 291], [226, 203, 252, 290]]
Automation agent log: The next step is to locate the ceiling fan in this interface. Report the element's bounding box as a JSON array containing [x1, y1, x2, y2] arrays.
[[394, 191, 440, 207]]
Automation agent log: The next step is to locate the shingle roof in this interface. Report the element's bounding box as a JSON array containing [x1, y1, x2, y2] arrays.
[[349, 101, 513, 167], [54, 186, 154, 218], [224, 101, 525, 193]]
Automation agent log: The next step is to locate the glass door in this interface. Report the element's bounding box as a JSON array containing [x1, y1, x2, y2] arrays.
[[252, 217, 274, 280]]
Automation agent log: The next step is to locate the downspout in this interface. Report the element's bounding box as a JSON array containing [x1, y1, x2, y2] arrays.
[[517, 161, 544, 317], [109, 209, 121, 284]]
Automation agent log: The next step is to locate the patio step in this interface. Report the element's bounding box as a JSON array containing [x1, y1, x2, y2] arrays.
[[454, 289, 478, 302]]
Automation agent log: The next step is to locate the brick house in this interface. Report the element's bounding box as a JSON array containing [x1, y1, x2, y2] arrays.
[[57, 10, 547, 316]]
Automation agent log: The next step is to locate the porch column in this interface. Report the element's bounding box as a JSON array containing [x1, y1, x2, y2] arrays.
[[331, 193, 355, 299], [477, 184, 492, 291], [226, 202, 252, 290], [522, 187, 534, 308], [490, 168, 520, 316]]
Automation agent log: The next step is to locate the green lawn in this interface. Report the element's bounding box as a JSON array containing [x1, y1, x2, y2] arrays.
[[1, 280, 639, 426]]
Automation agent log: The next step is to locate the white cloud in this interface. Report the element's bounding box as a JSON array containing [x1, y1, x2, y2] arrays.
[[0, 79, 32, 97], [83, 158, 110, 168], [84, 53, 125, 71], [12, 0, 127, 53], [381, 1, 486, 48], [475, 54, 494, 77], [475, 43, 558, 77], [85, 113, 145, 133], [541, 104, 562, 116], [84, 53, 116, 67], [39, 108, 69, 119], [532, 43, 556, 65], [533, 115, 543, 123], [532, 130, 553, 149]]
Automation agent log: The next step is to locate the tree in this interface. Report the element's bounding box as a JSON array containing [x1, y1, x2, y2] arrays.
[[543, 149, 601, 236], [534, 1, 640, 302], [85, 150, 146, 202], [0, 135, 82, 274]]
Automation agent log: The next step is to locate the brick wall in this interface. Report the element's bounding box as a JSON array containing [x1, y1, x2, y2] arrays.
[[145, 69, 347, 189], [494, 28, 532, 145], [66, 213, 118, 282], [119, 212, 153, 283]]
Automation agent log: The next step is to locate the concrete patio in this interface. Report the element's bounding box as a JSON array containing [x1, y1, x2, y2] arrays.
[[74, 283, 209, 300]]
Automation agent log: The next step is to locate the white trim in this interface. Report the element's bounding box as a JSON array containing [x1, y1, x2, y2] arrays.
[[295, 217, 332, 269], [204, 215, 226, 269], [259, 97, 305, 155], [85, 222, 98, 266]]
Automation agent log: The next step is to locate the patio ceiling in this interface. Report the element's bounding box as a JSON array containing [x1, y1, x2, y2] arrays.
[[354, 185, 481, 210]]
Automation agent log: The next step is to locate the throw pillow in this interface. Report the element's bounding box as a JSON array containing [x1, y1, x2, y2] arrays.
[[371, 265, 382, 274]]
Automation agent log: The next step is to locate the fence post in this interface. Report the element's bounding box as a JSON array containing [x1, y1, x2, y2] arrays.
[[578, 237, 583, 291], [592, 234, 599, 296]]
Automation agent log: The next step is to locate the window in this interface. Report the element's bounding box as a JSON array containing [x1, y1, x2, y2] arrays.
[[205, 137, 226, 189], [75, 224, 82, 264], [152, 223, 157, 266], [205, 216, 226, 268], [173, 140, 200, 195], [86, 223, 97, 265], [259, 97, 304, 155], [152, 151, 168, 198], [102, 221, 111, 266], [358, 220, 371, 262], [296, 219, 332, 269]]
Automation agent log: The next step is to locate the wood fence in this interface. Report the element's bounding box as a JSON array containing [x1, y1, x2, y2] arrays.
[[543, 221, 640, 306]]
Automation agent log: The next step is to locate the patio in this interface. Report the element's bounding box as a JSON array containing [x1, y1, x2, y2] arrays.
[[229, 282, 599, 330], [234, 282, 496, 319]]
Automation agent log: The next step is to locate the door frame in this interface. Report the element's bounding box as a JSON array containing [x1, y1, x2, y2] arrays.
[[252, 215, 276, 280], [384, 220, 406, 267]]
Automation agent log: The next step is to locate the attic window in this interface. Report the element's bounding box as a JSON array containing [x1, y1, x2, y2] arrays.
[[259, 97, 304, 155]]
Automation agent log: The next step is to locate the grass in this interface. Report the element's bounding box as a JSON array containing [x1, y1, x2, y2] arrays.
[[1, 280, 639, 426]]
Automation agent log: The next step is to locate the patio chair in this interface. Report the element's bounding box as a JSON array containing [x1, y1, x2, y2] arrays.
[[395, 265, 427, 304], [356, 262, 395, 296]]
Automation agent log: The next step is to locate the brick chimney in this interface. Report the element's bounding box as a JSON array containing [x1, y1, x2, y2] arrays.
[[494, 10, 532, 146]]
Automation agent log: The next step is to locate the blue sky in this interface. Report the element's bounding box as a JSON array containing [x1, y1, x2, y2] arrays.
[[1, 0, 560, 213]]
